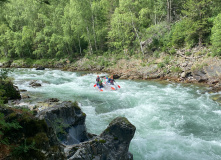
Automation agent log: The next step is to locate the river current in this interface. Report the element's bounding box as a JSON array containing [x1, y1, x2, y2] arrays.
[[9, 68, 221, 160]]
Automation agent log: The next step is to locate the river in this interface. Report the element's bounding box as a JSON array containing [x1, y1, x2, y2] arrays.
[[9, 68, 221, 160]]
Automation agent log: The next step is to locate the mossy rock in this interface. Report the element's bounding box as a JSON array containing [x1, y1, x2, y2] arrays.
[[99, 139, 106, 143], [0, 80, 21, 103], [1, 107, 64, 160], [211, 95, 221, 104]]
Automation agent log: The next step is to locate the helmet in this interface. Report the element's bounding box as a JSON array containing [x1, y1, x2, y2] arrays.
[[97, 75, 99, 77]]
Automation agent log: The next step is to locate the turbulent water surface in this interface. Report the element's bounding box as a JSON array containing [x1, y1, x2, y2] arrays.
[[10, 68, 221, 160]]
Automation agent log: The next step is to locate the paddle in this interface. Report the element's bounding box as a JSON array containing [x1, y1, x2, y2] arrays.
[[94, 83, 103, 91], [114, 81, 120, 88]]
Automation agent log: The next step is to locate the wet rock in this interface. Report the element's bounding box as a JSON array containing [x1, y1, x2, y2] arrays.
[[45, 98, 60, 103], [211, 95, 221, 103], [113, 74, 120, 79], [36, 66, 45, 70], [37, 101, 88, 145], [29, 80, 42, 87], [20, 89, 27, 92], [67, 117, 136, 160], [21, 93, 30, 99]]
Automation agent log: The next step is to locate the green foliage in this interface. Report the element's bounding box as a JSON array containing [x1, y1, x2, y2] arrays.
[[185, 51, 192, 56], [0, 0, 221, 59], [0, 69, 20, 103], [163, 56, 171, 64], [191, 63, 208, 71], [0, 68, 12, 81], [211, 13, 221, 56], [157, 62, 165, 68], [0, 113, 22, 144], [153, 51, 160, 58], [0, 105, 63, 159], [169, 48, 176, 55], [181, 0, 214, 46], [171, 19, 198, 48], [33, 59, 50, 66], [171, 66, 182, 73], [12, 139, 36, 156], [145, 22, 170, 50]]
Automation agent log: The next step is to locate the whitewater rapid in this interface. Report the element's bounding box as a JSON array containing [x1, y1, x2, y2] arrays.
[[9, 68, 221, 160]]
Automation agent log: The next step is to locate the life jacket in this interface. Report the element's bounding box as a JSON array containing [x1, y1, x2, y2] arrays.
[[96, 77, 100, 82], [98, 80, 103, 87], [109, 78, 114, 84]]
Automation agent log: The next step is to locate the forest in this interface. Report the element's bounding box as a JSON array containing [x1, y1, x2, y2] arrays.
[[1, 0, 221, 59]]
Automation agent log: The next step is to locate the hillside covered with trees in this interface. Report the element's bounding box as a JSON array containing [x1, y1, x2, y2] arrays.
[[1, 0, 221, 60]]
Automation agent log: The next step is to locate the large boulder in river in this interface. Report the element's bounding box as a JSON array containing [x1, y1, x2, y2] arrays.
[[36, 66, 45, 70], [37, 101, 88, 145], [66, 117, 136, 160], [29, 80, 42, 87]]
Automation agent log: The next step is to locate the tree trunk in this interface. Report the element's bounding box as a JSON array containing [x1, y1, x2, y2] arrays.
[[128, 8, 144, 56], [167, 0, 171, 23], [86, 26, 93, 55], [89, 0, 98, 52], [78, 34, 82, 55]]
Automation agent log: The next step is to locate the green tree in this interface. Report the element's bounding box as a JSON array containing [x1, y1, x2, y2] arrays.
[[182, 0, 213, 46], [211, 13, 221, 56]]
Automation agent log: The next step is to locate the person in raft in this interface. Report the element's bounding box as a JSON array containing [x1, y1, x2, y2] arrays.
[[108, 75, 115, 85], [96, 75, 100, 83], [96, 76, 103, 88]]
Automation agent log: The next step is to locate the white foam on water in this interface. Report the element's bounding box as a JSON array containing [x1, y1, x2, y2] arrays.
[[9, 69, 221, 160]]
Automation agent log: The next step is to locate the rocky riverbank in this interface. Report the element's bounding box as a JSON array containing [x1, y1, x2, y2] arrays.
[[67, 47, 221, 93], [1, 47, 221, 92]]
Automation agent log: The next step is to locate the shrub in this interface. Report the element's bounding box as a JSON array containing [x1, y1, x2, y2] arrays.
[[0, 68, 12, 81], [185, 52, 192, 56], [0, 113, 22, 144], [171, 18, 198, 48], [34, 59, 49, 66], [169, 48, 176, 55], [163, 56, 170, 64], [153, 51, 160, 58], [158, 62, 165, 68], [145, 22, 170, 50], [171, 66, 182, 73]]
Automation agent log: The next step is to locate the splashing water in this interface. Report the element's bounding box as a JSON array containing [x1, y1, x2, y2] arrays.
[[9, 68, 221, 160]]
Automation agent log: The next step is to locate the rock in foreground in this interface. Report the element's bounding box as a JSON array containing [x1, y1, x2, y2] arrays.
[[67, 117, 136, 160], [37, 101, 88, 145]]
